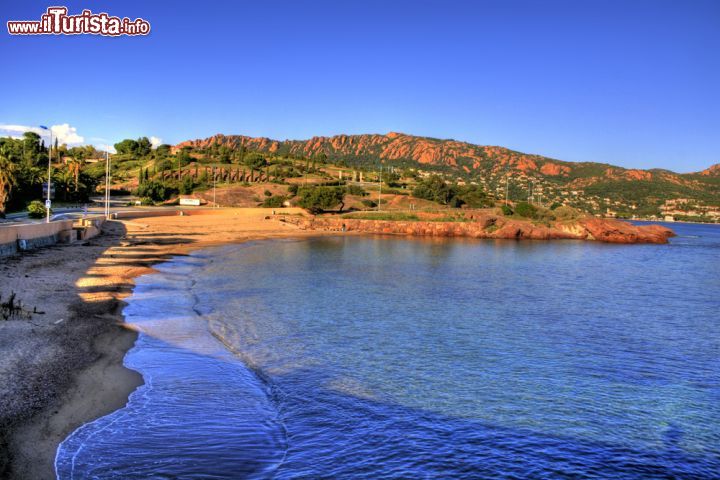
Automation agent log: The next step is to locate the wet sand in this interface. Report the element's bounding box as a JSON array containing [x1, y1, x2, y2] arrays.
[[0, 208, 316, 479]]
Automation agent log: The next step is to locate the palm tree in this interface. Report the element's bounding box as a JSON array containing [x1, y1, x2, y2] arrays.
[[0, 152, 18, 218], [68, 157, 83, 192]]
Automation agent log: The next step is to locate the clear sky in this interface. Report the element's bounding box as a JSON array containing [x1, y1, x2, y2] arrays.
[[1, 0, 718, 172]]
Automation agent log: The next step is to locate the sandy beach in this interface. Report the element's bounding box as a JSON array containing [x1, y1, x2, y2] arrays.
[[0, 208, 316, 479], [0, 208, 676, 478]]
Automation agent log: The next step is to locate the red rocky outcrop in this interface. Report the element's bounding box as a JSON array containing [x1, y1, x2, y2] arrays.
[[283, 215, 675, 244]]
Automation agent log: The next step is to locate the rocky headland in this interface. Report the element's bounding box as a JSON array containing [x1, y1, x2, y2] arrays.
[[282, 213, 675, 244]]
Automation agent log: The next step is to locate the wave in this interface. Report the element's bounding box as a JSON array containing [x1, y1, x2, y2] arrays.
[[55, 251, 287, 479]]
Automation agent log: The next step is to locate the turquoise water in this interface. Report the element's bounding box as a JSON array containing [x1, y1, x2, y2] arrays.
[[57, 223, 720, 478]]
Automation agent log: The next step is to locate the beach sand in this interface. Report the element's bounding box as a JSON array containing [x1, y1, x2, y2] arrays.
[[0, 208, 316, 479]]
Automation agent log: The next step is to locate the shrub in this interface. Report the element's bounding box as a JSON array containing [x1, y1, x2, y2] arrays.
[[264, 189, 272, 197], [155, 159, 173, 172], [346, 184, 367, 196], [449, 196, 464, 208], [288, 184, 299, 196], [136, 180, 175, 203], [262, 196, 286, 208], [514, 201, 537, 218], [361, 199, 377, 209], [180, 176, 195, 195], [500, 205, 513, 216], [298, 186, 346, 214], [553, 205, 583, 221], [412, 175, 456, 205], [175, 151, 192, 167], [244, 152, 266, 170], [457, 185, 493, 208], [534, 207, 556, 222], [27, 200, 48, 218]]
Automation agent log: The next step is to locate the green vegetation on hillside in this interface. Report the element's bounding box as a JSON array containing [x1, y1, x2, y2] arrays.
[[297, 186, 346, 214], [412, 175, 493, 208], [2, 130, 718, 219]]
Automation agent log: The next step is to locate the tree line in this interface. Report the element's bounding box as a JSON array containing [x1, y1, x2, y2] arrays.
[[0, 132, 101, 217]]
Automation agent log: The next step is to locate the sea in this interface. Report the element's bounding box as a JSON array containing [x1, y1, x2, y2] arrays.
[[56, 222, 720, 479]]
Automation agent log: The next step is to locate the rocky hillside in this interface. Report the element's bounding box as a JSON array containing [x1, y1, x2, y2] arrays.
[[176, 132, 720, 216], [699, 163, 720, 177], [176, 132, 602, 175]]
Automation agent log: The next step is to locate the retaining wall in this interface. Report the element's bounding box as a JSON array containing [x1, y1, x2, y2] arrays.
[[73, 216, 106, 241], [0, 220, 75, 257]]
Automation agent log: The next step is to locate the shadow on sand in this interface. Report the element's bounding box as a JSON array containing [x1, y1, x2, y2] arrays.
[[0, 220, 199, 479]]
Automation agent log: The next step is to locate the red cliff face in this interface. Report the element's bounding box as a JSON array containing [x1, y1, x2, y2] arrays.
[[174, 133, 580, 176], [540, 163, 571, 176], [699, 163, 720, 176], [280, 214, 675, 244], [174, 132, 710, 190]]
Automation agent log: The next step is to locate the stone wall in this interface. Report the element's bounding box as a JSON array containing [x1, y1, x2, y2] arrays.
[[0, 220, 75, 257]]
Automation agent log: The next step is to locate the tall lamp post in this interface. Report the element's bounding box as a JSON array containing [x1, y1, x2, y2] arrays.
[[39, 126, 52, 223], [105, 148, 111, 218]]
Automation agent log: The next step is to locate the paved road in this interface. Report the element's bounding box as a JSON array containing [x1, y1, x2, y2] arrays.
[[2, 205, 189, 224], [3, 207, 86, 223]]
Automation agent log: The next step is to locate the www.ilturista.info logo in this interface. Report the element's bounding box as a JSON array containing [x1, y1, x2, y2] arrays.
[[7, 7, 150, 36]]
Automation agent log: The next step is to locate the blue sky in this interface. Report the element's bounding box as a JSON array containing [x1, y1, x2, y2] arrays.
[[1, 0, 718, 172]]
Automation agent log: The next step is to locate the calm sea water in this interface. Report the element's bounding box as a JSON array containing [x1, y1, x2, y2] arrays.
[[56, 223, 720, 479]]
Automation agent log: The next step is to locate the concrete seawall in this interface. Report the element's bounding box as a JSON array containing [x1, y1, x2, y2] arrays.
[[0, 216, 106, 257]]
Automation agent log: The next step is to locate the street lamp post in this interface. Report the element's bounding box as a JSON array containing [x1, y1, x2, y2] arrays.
[[105, 148, 111, 218], [213, 171, 217, 208], [39, 126, 52, 223]]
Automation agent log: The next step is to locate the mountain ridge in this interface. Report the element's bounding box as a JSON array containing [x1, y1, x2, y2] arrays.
[[173, 132, 720, 216], [175, 132, 716, 177]]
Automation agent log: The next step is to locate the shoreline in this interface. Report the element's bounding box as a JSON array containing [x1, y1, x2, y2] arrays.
[[0, 208, 319, 479], [0, 208, 673, 478]]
